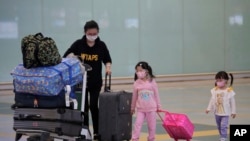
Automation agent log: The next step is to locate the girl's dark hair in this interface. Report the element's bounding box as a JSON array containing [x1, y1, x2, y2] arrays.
[[84, 20, 99, 32], [215, 71, 234, 86], [134, 61, 155, 81]]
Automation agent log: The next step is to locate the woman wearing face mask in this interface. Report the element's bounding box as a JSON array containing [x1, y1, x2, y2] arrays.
[[131, 61, 161, 141], [63, 20, 112, 140], [206, 71, 236, 141]]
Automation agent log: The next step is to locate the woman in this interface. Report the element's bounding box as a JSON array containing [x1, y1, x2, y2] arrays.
[[63, 20, 112, 140]]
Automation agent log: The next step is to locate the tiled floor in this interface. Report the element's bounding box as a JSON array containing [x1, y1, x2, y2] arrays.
[[1, 78, 250, 141]]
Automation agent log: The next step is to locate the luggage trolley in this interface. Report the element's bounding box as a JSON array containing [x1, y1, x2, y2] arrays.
[[13, 64, 93, 141]]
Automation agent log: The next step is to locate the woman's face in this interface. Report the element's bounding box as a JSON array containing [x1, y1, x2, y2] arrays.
[[85, 28, 98, 42]]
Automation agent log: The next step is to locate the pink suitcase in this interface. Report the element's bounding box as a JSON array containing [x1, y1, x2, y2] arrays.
[[158, 110, 195, 141]]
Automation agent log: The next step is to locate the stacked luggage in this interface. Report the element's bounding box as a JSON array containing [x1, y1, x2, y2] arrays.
[[11, 33, 92, 141]]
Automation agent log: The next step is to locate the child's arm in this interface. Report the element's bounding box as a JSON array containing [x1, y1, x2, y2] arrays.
[[230, 91, 236, 118], [131, 83, 138, 114], [206, 90, 214, 114], [153, 80, 161, 111], [206, 96, 213, 113]]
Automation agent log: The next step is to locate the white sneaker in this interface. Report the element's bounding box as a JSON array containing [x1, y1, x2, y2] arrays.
[[220, 138, 226, 141]]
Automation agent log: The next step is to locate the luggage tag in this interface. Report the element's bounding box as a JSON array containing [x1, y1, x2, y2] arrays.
[[33, 98, 38, 108]]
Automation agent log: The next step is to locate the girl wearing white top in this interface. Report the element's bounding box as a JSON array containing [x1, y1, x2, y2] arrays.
[[206, 71, 236, 141]]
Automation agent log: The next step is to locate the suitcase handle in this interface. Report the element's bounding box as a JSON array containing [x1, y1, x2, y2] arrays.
[[19, 114, 42, 119], [104, 73, 111, 92], [157, 112, 164, 122], [157, 109, 177, 126], [157, 110, 179, 140], [157, 110, 169, 122], [34, 32, 44, 39]]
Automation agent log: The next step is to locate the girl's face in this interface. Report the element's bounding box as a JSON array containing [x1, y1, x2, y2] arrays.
[[216, 78, 227, 88], [136, 66, 147, 80], [85, 28, 98, 42]]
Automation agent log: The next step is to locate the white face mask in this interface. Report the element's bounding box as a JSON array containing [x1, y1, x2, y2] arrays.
[[136, 71, 146, 79], [216, 80, 226, 88], [86, 35, 98, 42]]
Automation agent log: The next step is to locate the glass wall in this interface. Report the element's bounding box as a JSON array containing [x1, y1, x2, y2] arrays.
[[0, 0, 250, 82]]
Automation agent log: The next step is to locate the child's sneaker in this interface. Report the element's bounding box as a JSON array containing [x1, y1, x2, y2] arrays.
[[220, 138, 226, 141]]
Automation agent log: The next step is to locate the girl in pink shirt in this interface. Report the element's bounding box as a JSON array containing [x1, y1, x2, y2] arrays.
[[131, 61, 161, 141]]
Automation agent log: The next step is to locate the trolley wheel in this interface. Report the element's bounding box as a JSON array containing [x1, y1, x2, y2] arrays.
[[40, 132, 50, 141], [76, 138, 88, 141], [15, 133, 22, 141], [27, 135, 39, 141]]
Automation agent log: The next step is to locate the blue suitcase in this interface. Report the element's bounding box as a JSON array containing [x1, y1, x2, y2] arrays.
[[11, 58, 83, 96]]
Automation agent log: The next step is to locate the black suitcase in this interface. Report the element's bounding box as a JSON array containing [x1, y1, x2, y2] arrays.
[[14, 108, 83, 123], [99, 74, 132, 141], [13, 89, 67, 108], [14, 120, 82, 137]]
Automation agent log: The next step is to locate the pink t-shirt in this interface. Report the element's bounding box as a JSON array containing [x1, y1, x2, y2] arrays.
[[131, 79, 161, 112]]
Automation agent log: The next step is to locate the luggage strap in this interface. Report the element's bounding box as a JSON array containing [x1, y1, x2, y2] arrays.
[[49, 67, 67, 86], [62, 61, 73, 85]]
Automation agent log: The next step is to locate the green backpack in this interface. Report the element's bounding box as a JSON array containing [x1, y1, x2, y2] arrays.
[[21, 33, 62, 68]]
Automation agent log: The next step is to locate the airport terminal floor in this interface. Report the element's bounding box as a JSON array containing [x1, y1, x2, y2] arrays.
[[1, 78, 250, 141]]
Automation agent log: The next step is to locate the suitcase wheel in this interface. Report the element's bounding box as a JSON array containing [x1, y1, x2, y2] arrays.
[[76, 138, 86, 141], [79, 135, 86, 139], [26, 135, 41, 141], [15, 133, 22, 141], [111, 135, 117, 141], [26, 133, 52, 141], [55, 127, 63, 136]]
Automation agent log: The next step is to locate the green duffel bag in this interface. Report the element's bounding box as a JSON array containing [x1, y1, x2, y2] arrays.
[[21, 33, 61, 68]]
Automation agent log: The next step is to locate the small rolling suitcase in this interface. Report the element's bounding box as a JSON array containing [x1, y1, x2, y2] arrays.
[[157, 110, 195, 141], [99, 74, 132, 141]]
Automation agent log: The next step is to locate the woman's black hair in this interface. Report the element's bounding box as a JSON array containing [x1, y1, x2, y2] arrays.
[[134, 61, 155, 81], [84, 20, 99, 32], [215, 71, 234, 86]]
